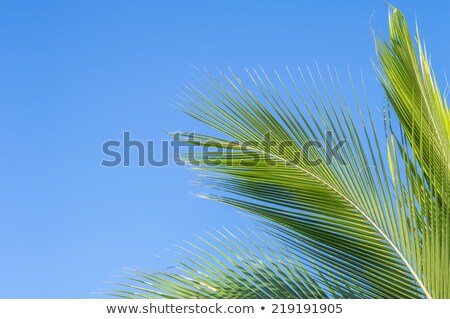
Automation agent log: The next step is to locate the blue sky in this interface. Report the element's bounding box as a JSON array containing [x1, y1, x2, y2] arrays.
[[0, 1, 448, 298]]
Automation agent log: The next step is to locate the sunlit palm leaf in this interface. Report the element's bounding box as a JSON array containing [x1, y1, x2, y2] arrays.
[[114, 6, 449, 299], [375, 6, 449, 298], [375, 7, 450, 198], [167, 62, 428, 298], [111, 228, 348, 298]]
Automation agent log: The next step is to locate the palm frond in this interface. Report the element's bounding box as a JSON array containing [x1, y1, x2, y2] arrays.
[[114, 6, 449, 299], [375, 6, 449, 298], [168, 62, 428, 298], [375, 7, 450, 198], [111, 228, 350, 298]]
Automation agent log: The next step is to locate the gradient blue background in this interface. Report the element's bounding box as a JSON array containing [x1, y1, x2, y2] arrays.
[[1, 0, 448, 298]]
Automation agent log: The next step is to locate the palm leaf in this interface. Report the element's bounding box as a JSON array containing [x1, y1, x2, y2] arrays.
[[375, 6, 449, 298], [375, 6, 450, 199], [168, 63, 428, 298], [111, 228, 349, 298], [114, 6, 449, 298]]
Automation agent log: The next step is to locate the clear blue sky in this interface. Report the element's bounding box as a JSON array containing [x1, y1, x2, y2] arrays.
[[0, 1, 448, 298]]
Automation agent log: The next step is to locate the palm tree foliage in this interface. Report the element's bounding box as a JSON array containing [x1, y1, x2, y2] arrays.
[[113, 6, 449, 298]]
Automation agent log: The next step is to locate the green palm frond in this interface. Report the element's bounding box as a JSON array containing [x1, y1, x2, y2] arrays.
[[168, 63, 428, 298], [114, 6, 449, 298], [111, 228, 355, 298], [375, 7, 450, 200], [375, 6, 449, 298]]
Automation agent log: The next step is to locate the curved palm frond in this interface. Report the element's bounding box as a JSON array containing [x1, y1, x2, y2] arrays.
[[375, 6, 449, 298], [114, 6, 449, 298], [375, 6, 450, 196], [167, 62, 427, 298], [111, 228, 352, 299]]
